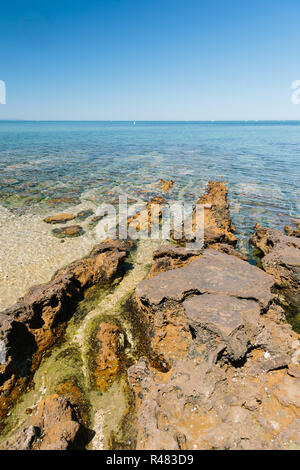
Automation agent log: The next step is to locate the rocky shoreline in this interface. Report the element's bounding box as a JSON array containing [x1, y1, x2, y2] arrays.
[[0, 181, 299, 450]]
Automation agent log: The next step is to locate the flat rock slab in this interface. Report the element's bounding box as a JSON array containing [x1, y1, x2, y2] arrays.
[[265, 245, 300, 267], [183, 293, 261, 337], [136, 249, 274, 308]]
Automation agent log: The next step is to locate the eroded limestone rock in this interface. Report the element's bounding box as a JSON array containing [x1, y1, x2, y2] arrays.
[[172, 181, 237, 247], [128, 248, 300, 450], [250, 223, 300, 317]]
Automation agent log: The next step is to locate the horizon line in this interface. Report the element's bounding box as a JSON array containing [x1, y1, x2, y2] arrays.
[[1, 119, 300, 123]]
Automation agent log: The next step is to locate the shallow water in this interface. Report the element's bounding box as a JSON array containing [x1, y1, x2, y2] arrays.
[[0, 121, 299, 237], [0, 121, 299, 308]]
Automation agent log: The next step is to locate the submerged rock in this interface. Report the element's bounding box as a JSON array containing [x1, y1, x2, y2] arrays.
[[48, 195, 79, 206], [159, 179, 174, 192], [92, 322, 124, 392], [52, 225, 84, 238], [0, 239, 131, 420], [128, 248, 300, 450], [76, 209, 94, 221], [44, 213, 76, 224]]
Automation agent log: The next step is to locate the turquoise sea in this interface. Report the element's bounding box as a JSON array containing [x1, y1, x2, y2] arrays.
[[0, 121, 299, 251]]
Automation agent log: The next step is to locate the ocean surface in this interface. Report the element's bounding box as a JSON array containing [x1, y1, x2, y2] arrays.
[[0, 120, 299, 252]]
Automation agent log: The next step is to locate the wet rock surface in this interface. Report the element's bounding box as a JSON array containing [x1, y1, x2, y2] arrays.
[[284, 226, 300, 238], [196, 181, 237, 246], [159, 179, 174, 193], [76, 209, 94, 221], [92, 322, 124, 392], [1, 395, 81, 450], [52, 225, 84, 238], [0, 239, 130, 420], [44, 213, 76, 224]]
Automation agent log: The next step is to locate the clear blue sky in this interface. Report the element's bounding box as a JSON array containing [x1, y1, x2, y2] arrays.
[[1, 0, 300, 120]]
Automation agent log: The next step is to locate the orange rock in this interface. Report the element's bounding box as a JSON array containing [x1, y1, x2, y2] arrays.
[[93, 322, 123, 391], [0, 240, 130, 420], [44, 213, 75, 224], [52, 225, 84, 238], [159, 179, 174, 192], [1, 395, 81, 450]]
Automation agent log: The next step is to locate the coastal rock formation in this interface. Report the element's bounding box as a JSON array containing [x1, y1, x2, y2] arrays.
[[48, 195, 79, 207], [1, 395, 81, 450], [128, 248, 300, 450], [127, 196, 166, 235], [0, 240, 131, 420], [196, 181, 237, 246], [44, 213, 75, 224], [172, 181, 237, 247], [250, 223, 300, 315]]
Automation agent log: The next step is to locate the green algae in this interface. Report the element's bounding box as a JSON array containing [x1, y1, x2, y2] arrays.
[[0, 240, 156, 449]]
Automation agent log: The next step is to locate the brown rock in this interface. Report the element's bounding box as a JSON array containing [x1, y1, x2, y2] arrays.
[[196, 181, 236, 246], [250, 224, 300, 318], [284, 225, 300, 238], [48, 195, 79, 206], [128, 248, 300, 450], [136, 249, 274, 308], [0, 239, 131, 419], [92, 323, 123, 391], [210, 243, 247, 260], [127, 196, 166, 235], [52, 225, 84, 238], [76, 209, 94, 221], [171, 181, 236, 247], [149, 245, 202, 277], [44, 213, 75, 224], [160, 179, 174, 192], [1, 395, 81, 450]]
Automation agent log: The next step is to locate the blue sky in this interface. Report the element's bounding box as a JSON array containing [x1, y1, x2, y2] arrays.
[[0, 0, 300, 120]]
